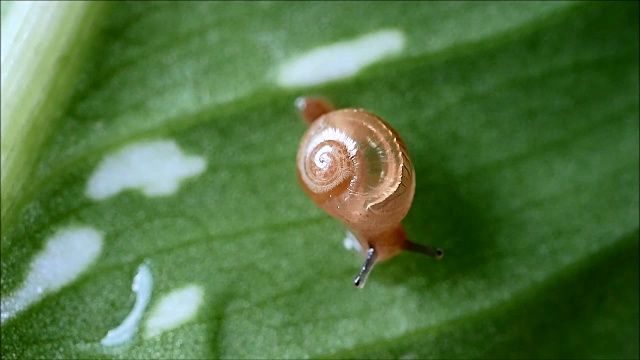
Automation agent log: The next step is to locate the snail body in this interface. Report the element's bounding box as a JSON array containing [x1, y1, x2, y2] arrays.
[[296, 97, 443, 288]]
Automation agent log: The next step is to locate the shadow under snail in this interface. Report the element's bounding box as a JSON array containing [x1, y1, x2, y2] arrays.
[[295, 97, 444, 289]]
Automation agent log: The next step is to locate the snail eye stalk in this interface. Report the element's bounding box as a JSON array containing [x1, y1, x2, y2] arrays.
[[354, 247, 377, 289]]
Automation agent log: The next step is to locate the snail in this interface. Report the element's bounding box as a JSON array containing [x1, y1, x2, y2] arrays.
[[295, 97, 443, 288]]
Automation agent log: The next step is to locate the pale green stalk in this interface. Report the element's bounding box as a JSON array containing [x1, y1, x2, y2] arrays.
[[1, 1, 107, 224]]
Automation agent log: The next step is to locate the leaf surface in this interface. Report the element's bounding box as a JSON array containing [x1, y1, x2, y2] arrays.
[[1, 2, 638, 359]]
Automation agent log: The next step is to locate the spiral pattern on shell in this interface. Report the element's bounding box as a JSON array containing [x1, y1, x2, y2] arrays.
[[296, 109, 415, 233], [303, 139, 354, 194]]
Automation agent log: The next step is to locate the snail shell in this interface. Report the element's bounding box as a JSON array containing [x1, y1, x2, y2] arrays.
[[297, 108, 415, 234], [296, 97, 442, 288]]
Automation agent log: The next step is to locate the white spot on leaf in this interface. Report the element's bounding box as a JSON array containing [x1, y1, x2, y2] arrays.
[[343, 231, 363, 252], [144, 284, 204, 338], [86, 140, 206, 200], [278, 29, 405, 87], [1, 226, 103, 324], [100, 262, 153, 347]]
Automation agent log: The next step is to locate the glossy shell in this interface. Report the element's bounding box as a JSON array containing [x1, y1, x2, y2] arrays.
[[296, 109, 415, 233]]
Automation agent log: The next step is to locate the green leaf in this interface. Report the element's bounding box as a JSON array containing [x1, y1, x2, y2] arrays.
[[1, 2, 638, 359]]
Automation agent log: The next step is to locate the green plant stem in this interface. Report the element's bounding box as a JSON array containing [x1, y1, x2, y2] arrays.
[[0, 2, 108, 227]]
